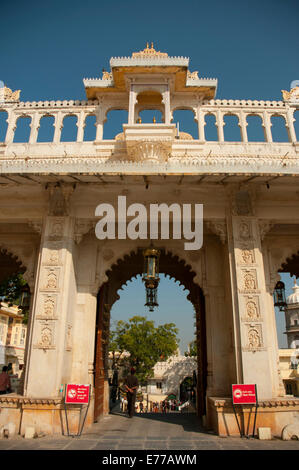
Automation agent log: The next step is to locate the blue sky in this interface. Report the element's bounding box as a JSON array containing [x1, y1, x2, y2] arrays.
[[1, 0, 299, 349], [1, 0, 298, 102]]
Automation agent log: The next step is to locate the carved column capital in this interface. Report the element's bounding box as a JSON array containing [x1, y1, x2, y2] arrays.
[[227, 185, 257, 216], [46, 183, 76, 216], [206, 220, 227, 244], [259, 220, 275, 240], [27, 220, 43, 235], [74, 219, 96, 244]]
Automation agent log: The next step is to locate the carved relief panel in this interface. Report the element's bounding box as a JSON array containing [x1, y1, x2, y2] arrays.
[[239, 269, 259, 294], [44, 268, 60, 291], [242, 323, 264, 352], [231, 216, 268, 356], [242, 296, 261, 321], [238, 244, 255, 265], [36, 294, 58, 320], [34, 320, 56, 350], [48, 217, 65, 239], [237, 220, 252, 241], [32, 215, 72, 358]]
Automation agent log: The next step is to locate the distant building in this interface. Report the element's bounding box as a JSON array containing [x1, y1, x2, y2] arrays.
[[279, 349, 299, 397], [108, 349, 197, 402], [146, 351, 197, 402], [278, 282, 299, 396], [0, 302, 27, 392], [284, 280, 299, 349]]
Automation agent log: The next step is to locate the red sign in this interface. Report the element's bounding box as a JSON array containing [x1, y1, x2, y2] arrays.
[[232, 384, 257, 405], [65, 384, 90, 404]]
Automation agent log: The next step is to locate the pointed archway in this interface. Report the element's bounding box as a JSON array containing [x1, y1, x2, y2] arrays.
[[93, 248, 207, 423]]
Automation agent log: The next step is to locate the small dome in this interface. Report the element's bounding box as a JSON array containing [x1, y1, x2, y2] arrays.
[[287, 281, 299, 305]]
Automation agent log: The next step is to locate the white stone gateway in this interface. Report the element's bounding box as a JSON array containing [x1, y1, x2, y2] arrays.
[[0, 44, 298, 437]]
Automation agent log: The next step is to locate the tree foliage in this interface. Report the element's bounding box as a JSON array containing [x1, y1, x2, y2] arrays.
[[0, 274, 30, 323], [109, 315, 179, 383]]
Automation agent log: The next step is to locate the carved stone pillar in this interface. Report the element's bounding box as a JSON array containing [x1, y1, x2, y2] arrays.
[[262, 111, 273, 143], [29, 113, 40, 144], [162, 88, 171, 124], [24, 185, 76, 397], [285, 108, 297, 144], [76, 111, 86, 142], [4, 110, 17, 144], [227, 195, 281, 399], [216, 110, 224, 142], [196, 107, 205, 141], [239, 111, 248, 143], [53, 111, 63, 144], [95, 103, 105, 141], [128, 87, 137, 125]]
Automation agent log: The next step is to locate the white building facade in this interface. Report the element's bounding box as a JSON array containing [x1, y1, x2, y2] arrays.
[[284, 281, 299, 349], [0, 303, 27, 393], [146, 352, 197, 399]]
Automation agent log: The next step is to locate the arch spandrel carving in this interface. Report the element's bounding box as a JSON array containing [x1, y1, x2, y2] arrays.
[[93, 241, 204, 306], [0, 243, 36, 290], [266, 243, 299, 292]]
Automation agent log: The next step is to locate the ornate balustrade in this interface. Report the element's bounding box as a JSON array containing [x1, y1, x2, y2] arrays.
[[0, 98, 298, 145], [0, 99, 298, 178], [198, 99, 298, 144]]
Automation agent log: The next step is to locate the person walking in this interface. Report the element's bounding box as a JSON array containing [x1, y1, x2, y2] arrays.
[[0, 366, 11, 395], [124, 367, 139, 418]]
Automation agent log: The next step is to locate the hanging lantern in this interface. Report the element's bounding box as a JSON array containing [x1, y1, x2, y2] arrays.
[[20, 284, 30, 309], [142, 247, 160, 312], [273, 280, 287, 311]]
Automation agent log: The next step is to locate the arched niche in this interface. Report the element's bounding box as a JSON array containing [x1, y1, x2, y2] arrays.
[[37, 115, 55, 142], [13, 116, 31, 143]]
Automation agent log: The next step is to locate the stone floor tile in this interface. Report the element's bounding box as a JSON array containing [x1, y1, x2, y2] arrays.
[[1, 412, 299, 451]]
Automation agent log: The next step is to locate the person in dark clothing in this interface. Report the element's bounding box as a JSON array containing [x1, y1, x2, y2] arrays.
[[124, 367, 139, 418], [0, 366, 11, 395]]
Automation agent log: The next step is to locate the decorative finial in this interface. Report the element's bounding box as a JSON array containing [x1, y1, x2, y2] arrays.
[[137, 117, 142, 124], [2, 86, 21, 102], [132, 44, 168, 59], [281, 86, 299, 103], [153, 116, 156, 123]]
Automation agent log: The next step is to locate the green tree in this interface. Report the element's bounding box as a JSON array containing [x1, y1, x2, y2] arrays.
[[109, 320, 128, 370], [0, 274, 30, 323], [109, 315, 179, 383]]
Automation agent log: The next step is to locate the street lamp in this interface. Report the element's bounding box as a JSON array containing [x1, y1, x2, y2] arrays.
[[20, 284, 30, 309], [273, 280, 287, 311], [142, 247, 160, 312]]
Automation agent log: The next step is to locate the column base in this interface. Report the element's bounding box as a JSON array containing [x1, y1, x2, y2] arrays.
[[0, 395, 95, 436], [207, 396, 299, 437]]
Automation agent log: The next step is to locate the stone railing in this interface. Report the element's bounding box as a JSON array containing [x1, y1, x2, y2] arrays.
[[0, 100, 102, 144], [0, 99, 298, 177], [197, 99, 298, 144], [0, 98, 298, 146]]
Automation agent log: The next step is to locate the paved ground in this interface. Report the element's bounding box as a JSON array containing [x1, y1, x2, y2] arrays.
[[1, 411, 299, 451]]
